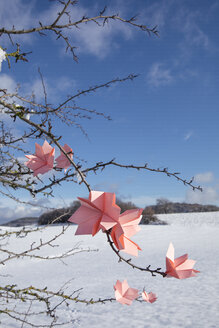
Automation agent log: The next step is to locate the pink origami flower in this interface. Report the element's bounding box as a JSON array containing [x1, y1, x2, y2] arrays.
[[165, 242, 200, 279], [142, 291, 157, 303], [55, 144, 73, 171], [110, 209, 142, 256], [68, 191, 121, 236], [25, 140, 55, 176], [114, 280, 139, 305]]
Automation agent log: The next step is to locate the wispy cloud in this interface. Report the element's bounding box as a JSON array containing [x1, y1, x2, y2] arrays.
[[140, 0, 172, 29], [186, 186, 219, 205], [176, 9, 210, 50], [0, 198, 48, 224], [144, 2, 217, 87], [185, 172, 219, 205], [0, 72, 76, 104], [0, 0, 134, 58], [194, 172, 214, 184], [22, 75, 76, 103], [0, 0, 37, 46], [147, 63, 173, 87], [41, 2, 133, 59], [0, 73, 17, 92], [172, 4, 219, 60], [0, 196, 75, 224], [184, 131, 193, 141]]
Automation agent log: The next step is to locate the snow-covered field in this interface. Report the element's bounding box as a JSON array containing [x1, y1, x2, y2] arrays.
[[0, 211, 219, 328]]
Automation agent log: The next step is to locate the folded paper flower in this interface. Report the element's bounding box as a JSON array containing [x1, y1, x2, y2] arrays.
[[114, 279, 139, 305], [142, 291, 157, 303], [110, 209, 142, 256], [55, 144, 73, 171], [25, 140, 55, 176], [165, 242, 200, 279], [68, 191, 121, 236]]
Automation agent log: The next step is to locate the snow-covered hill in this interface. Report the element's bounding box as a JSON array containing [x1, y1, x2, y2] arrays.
[[0, 212, 218, 327]]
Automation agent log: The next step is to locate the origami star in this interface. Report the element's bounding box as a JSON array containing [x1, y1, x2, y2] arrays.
[[55, 144, 73, 171], [25, 140, 55, 176], [142, 291, 157, 303], [68, 191, 121, 236], [114, 280, 139, 305], [110, 209, 142, 256], [165, 242, 200, 279]]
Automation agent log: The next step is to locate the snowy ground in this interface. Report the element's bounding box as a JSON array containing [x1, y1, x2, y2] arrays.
[[0, 211, 218, 328]]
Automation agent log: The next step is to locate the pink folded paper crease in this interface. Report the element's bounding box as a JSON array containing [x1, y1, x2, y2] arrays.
[[114, 279, 139, 305], [165, 242, 200, 279], [25, 140, 55, 176], [110, 208, 142, 256], [55, 144, 73, 171], [142, 291, 157, 303], [68, 191, 121, 236]]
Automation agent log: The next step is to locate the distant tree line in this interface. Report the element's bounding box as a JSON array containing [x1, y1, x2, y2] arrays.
[[38, 198, 166, 225], [151, 198, 219, 214], [37, 197, 219, 226]]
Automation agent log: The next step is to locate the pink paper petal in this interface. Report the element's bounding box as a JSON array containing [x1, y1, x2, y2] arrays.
[[166, 242, 175, 262], [174, 253, 188, 267], [176, 259, 196, 271], [68, 191, 121, 236], [114, 280, 138, 305], [165, 242, 199, 279], [56, 144, 73, 170], [121, 235, 141, 256], [25, 141, 55, 176], [142, 291, 157, 303]]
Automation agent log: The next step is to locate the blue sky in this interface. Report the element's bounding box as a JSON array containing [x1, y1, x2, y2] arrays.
[[0, 0, 219, 222]]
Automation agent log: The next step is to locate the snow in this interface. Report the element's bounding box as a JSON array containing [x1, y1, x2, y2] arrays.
[[0, 211, 219, 328]]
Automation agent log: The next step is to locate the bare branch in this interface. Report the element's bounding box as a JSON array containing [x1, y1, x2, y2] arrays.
[[105, 231, 166, 277]]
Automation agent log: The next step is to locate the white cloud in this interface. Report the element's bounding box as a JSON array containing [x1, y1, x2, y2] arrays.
[[40, 2, 133, 59], [0, 0, 131, 57], [22, 76, 76, 103], [173, 6, 215, 55], [185, 172, 218, 205], [184, 131, 193, 141], [67, 15, 132, 58], [0, 204, 42, 224], [0, 194, 80, 224], [0, 74, 17, 93], [147, 63, 173, 87], [0, 48, 6, 71], [141, 0, 171, 29], [194, 172, 214, 184], [0, 197, 56, 224], [0, 0, 37, 46], [0, 71, 75, 105], [182, 12, 209, 49], [56, 76, 76, 92], [0, 74, 18, 123], [186, 186, 219, 205]]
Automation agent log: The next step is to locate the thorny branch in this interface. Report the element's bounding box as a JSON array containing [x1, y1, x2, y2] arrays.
[[0, 97, 91, 193], [0, 93, 202, 197], [0, 0, 158, 61], [105, 231, 166, 277], [0, 281, 116, 327], [83, 159, 203, 192], [0, 285, 115, 305], [0, 1, 202, 326]]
